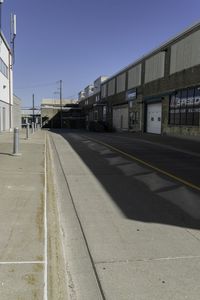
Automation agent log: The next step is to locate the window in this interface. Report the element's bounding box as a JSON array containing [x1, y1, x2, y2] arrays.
[[94, 111, 98, 121], [174, 91, 181, 125], [0, 58, 8, 78], [193, 87, 200, 126], [169, 86, 200, 126], [186, 88, 194, 126]]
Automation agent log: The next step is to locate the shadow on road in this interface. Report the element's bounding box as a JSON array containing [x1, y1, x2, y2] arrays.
[[53, 129, 200, 231]]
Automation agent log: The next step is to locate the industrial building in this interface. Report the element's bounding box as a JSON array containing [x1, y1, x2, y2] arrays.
[[41, 98, 84, 129], [21, 107, 41, 127], [0, 32, 13, 132], [79, 22, 200, 137]]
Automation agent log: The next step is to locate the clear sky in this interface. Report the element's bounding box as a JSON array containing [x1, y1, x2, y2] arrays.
[[2, 0, 200, 107]]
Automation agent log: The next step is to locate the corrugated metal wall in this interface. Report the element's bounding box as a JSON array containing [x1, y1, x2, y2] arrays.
[[116, 73, 126, 94], [145, 52, 165, 83], [170, 29, 200, 74], [128, 64, 142, 89], [101, 84, 107, 98], [108, 78, 115, 96]]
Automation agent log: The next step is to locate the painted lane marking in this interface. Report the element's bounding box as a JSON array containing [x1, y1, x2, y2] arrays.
[[81, 136, 200, 192], [97, 133, 200, 158]]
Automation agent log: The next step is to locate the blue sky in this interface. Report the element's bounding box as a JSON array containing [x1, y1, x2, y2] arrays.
[[2, 0, 200, 107]]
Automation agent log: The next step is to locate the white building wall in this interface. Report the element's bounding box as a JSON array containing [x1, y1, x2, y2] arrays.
[[170, 29, 200, 74], [94, 76, 109, 94], [84, 85, 94, 97], [0, 34, 12, 131]]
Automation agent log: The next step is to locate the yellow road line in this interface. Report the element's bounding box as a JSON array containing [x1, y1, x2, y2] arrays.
[[83, 135, 200, 192]]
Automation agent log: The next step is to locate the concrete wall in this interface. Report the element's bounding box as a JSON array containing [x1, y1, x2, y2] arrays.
[[0, 101, 10, 131]]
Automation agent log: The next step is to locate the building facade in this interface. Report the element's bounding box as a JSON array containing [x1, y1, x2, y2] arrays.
[[21, 108, 41, 127], [0, 33, 13, 132], [79, 23, 200, 138], [40, 98, 84, 129]]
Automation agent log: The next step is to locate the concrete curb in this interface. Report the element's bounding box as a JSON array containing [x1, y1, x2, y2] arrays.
[[47, 132, 104, 300]]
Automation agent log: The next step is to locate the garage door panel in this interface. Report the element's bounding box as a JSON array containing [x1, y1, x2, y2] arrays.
[[147, 103, 162, 134]]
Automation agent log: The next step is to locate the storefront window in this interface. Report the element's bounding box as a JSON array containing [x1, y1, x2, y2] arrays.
[[169, 94, 175, 124], [180, 89, 187, 125], [175, 91, 181, 125], [169, 86, 200, 126], [186, 88, 194, 125], [193, 87, 200, 126]]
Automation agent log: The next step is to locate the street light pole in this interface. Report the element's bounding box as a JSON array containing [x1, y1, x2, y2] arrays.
[[60, 80, 63, 129]]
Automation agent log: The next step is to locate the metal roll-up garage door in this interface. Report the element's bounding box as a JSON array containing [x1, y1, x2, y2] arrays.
[[113, 105, 128, 131], [147, 102, 162, 134]]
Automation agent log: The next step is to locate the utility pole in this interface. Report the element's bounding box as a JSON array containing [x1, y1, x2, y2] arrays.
[[32, 93, 35, 123], [60, 80, 62, 129]]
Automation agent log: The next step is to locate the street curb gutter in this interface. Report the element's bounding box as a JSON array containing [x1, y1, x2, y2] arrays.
[[47, 133, 104, 300]]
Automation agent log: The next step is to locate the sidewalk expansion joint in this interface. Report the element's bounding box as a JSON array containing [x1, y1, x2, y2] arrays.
[[0, 261, 45, 265]]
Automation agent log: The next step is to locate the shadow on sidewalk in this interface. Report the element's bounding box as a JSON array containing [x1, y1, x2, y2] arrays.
[[0, 152, 13, 156]]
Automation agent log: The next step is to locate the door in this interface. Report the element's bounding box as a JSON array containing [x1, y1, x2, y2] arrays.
[[113, 106, 128, 131], [2, 107, 6, 131], [147, 103, 162, 134]]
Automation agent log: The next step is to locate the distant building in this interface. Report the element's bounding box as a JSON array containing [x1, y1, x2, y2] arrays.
[[41, 98, 78, 108], [0, 32, 13, 132], [21, 107, 41, 126], [78, 91, 86, 102], [79, 76, 109, 131], [40, 98, 84, 128]]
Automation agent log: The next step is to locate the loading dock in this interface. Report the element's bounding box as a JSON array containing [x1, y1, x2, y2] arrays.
[[146, 102, 162, 134]]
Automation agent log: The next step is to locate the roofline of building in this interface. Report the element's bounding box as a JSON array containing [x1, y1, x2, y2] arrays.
[[79, 75, 110, 95], [101, 21, 200, 85], [0, 30, 11, 53]]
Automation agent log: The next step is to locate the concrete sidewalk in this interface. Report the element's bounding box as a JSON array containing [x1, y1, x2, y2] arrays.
[[1, 128, 200, 299], [49, 130, 200, 300], [0, 129, 46, 299]]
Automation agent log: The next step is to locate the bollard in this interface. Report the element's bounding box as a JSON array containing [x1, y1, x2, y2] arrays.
[[26, 123, 29, 139], [13, 127, 21, 156], [32, 122, 34, 134]]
